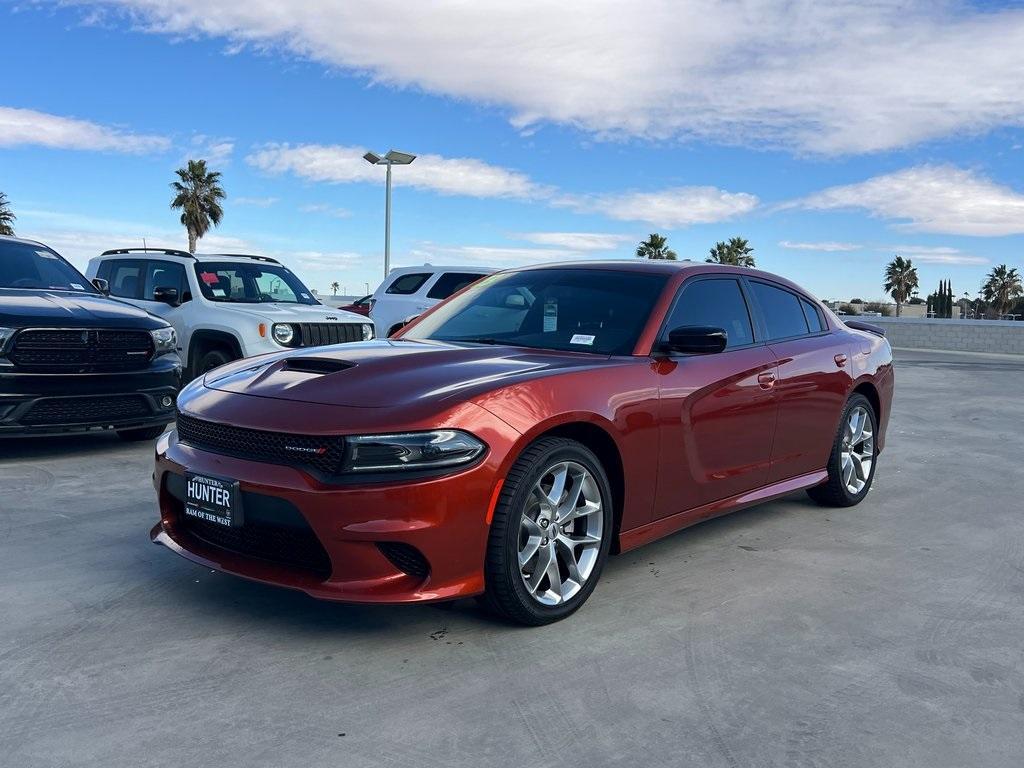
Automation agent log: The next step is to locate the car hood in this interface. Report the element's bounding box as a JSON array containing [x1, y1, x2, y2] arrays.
[[225, 302, 368, 324], [203, 340, 612, 408], [0, 288, 166, 329]]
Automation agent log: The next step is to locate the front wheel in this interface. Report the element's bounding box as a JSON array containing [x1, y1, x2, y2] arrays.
[[482, 437, 613, 626], [807, 393, 878, 507]]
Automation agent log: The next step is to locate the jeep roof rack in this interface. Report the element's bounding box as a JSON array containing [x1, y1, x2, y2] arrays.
[[208, 253, 281, 264], [100, 247, 195, 259]]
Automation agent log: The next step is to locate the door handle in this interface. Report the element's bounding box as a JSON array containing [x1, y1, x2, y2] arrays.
[[834, 354, 848, 368], [757, 371, 776, 390]]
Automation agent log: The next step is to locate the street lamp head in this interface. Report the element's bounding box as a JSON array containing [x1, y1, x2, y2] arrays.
[[384, 149, 417, 165], [363, 151, 383, 165]]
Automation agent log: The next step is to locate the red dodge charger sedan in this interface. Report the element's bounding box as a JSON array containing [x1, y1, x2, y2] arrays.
[[153, 261, 893, 624]]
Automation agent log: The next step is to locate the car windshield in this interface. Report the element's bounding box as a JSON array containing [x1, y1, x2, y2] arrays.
[[402, 268, 667, 355], [0, 239, 97, 292], [193, 262, 318, 305]]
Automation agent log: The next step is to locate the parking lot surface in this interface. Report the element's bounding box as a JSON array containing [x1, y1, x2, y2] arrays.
[[2, 349, 1022, 767]]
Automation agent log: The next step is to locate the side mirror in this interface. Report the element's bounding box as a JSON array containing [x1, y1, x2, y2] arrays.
[[388, 315, 419, 337], [503, 293, 526, 308], [660, 325, 728, 355], [153, 286, 180, 306], [91, 277, 110, 295]]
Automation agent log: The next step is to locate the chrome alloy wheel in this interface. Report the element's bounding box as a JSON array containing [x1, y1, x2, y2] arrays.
[[518, 461, 604, 606], [841, 405, 875, 495]]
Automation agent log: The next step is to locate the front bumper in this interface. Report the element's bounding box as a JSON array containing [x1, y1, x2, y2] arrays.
[[0, 355, 182, 436], [152, 407, 516, 604]]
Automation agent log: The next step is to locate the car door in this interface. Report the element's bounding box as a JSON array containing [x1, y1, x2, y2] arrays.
[[99, 258, 146, 309], [136, 259, 191, 354], [653, 276, 779, 518], [423, 271, 488, 311], [745, 280, 852, 484], [374, 271, 433, 335]]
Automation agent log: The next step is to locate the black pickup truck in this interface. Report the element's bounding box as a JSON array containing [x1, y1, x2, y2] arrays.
[[0, 235, 181, 439]]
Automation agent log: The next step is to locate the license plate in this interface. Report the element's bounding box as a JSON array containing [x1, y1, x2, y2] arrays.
[[184, 472, 242, 528]]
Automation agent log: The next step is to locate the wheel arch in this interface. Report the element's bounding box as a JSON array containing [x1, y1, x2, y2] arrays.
[[851, 379, 882, 424], [521, 418, 627, 554], [187, 329, 243, 373]]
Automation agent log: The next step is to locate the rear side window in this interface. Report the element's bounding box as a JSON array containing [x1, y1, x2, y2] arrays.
[[426, 272, 486, 300], [750, 281, 809, 340], [801, 298, 825, 333], [142, 261, 187, 301], [107, 260, 144, 299], [663, 278, 754, 348], [385, 272, 431, 295]]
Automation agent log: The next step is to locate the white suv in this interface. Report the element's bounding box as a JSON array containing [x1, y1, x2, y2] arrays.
[[87, 248, 372, 377], [370, 265, 494, 337]]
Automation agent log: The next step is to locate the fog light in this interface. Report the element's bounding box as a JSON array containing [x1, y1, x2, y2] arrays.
[[160, 396, 174, 408]]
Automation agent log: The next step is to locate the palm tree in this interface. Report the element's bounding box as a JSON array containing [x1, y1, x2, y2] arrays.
[[636, 233, 677, 260], [707, 237, 755, 266], [331, 281, 340, 296], [883, 255, 919, 317], [170, 159, 226, 253], [981, 264, 1023, 318], [0, 192, 15, 236]]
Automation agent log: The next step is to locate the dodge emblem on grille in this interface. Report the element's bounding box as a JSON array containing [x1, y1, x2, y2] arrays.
[[284, 445, 329, 455]]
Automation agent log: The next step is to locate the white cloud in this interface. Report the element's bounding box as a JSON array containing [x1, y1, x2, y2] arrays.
[[0, 106, 169, 153], [883, 245, 988, 266], [558, 186, 758, 228], [188, 134, 234, 165], [247, 144, 545, 199], [234, 196, 279, 208], [300, 203, 352, 219], [515, 232, 633, 251], [56, 1, 1024, 154], [794, 166, 1024, 236], [779, 240, 862, 252]]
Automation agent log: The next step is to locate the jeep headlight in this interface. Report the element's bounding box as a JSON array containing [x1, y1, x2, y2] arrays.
[[343, 430, 485, 473], [361, 323, 374, 341], [150, 326, 177, 356], [272, 323, 295, 346]]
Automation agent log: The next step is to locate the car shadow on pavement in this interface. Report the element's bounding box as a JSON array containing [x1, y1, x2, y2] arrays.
[[0, 431, 151, 460]]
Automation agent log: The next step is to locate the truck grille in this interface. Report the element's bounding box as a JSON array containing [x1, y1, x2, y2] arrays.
[[294, 323, 363, 347], [21, 395, 152, 425], [175, 412, 346, 475], [10, 328, 154, 372]]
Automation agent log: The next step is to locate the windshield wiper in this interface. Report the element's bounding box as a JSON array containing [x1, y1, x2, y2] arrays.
[[450, 337, 508, 345]]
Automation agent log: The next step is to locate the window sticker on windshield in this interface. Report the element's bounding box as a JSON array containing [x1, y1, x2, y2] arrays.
[[570, 334, 595, 346], [212, 287, 227, 296], [543, 299, 558, 332], [69, 283, 85, 291], [200, 272, 220, 285]]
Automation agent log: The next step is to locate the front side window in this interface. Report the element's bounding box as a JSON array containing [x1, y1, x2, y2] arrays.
[[662, 278, 754, 348], [107, 260, 144, 299], [426, 272, 486, 300], [0, 239, 97, 293], [749, 281, 810, 340], [403, 268, 667, 355], [193, 262, 318, 305], [143, 261, 187, 301]]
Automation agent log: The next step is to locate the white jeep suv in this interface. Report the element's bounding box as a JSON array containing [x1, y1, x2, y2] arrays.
[[87, 248, 372, 377], [369, 265, 494, 337]]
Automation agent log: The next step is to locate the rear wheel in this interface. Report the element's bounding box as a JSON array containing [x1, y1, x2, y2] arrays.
[[116, 424, 167, 442], [482, 437, 613, 625], [807, 393, 877, 507]]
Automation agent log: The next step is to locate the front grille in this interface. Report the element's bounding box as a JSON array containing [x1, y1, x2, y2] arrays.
[[175, 412, 346, 475], [182, 515, 332, 580], [11, 328, 154, 372], [21, 395, 152, 425], [295, 323, 363, 347], [377, 542, 431, 580]]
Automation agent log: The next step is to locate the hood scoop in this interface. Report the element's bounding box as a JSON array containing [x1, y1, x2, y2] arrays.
[[282, 357, 354, 375]]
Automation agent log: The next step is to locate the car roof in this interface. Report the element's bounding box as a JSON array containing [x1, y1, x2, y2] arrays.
[[0, 234, 51, 249], [386, 264, 497, 275]]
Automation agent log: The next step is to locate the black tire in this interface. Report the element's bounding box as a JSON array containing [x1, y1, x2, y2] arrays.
[[196, 347, 233, 377], [116, 424, 167, 442], [481, 437, 613, 626], [807, 393, 878, 507]]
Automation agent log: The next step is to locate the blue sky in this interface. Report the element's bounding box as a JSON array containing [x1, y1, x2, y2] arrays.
[[2, 1, 1023, 301]]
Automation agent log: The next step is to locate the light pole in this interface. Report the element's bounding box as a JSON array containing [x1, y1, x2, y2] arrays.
[[363, 149, 416, 279]]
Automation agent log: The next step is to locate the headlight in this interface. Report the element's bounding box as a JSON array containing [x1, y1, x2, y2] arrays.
[[361, 323, 374, 340], [150, 326, 177, 356], [343, 430, 485, 473], [0, 327, 14, 354], [272, 323, 295, 346]]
